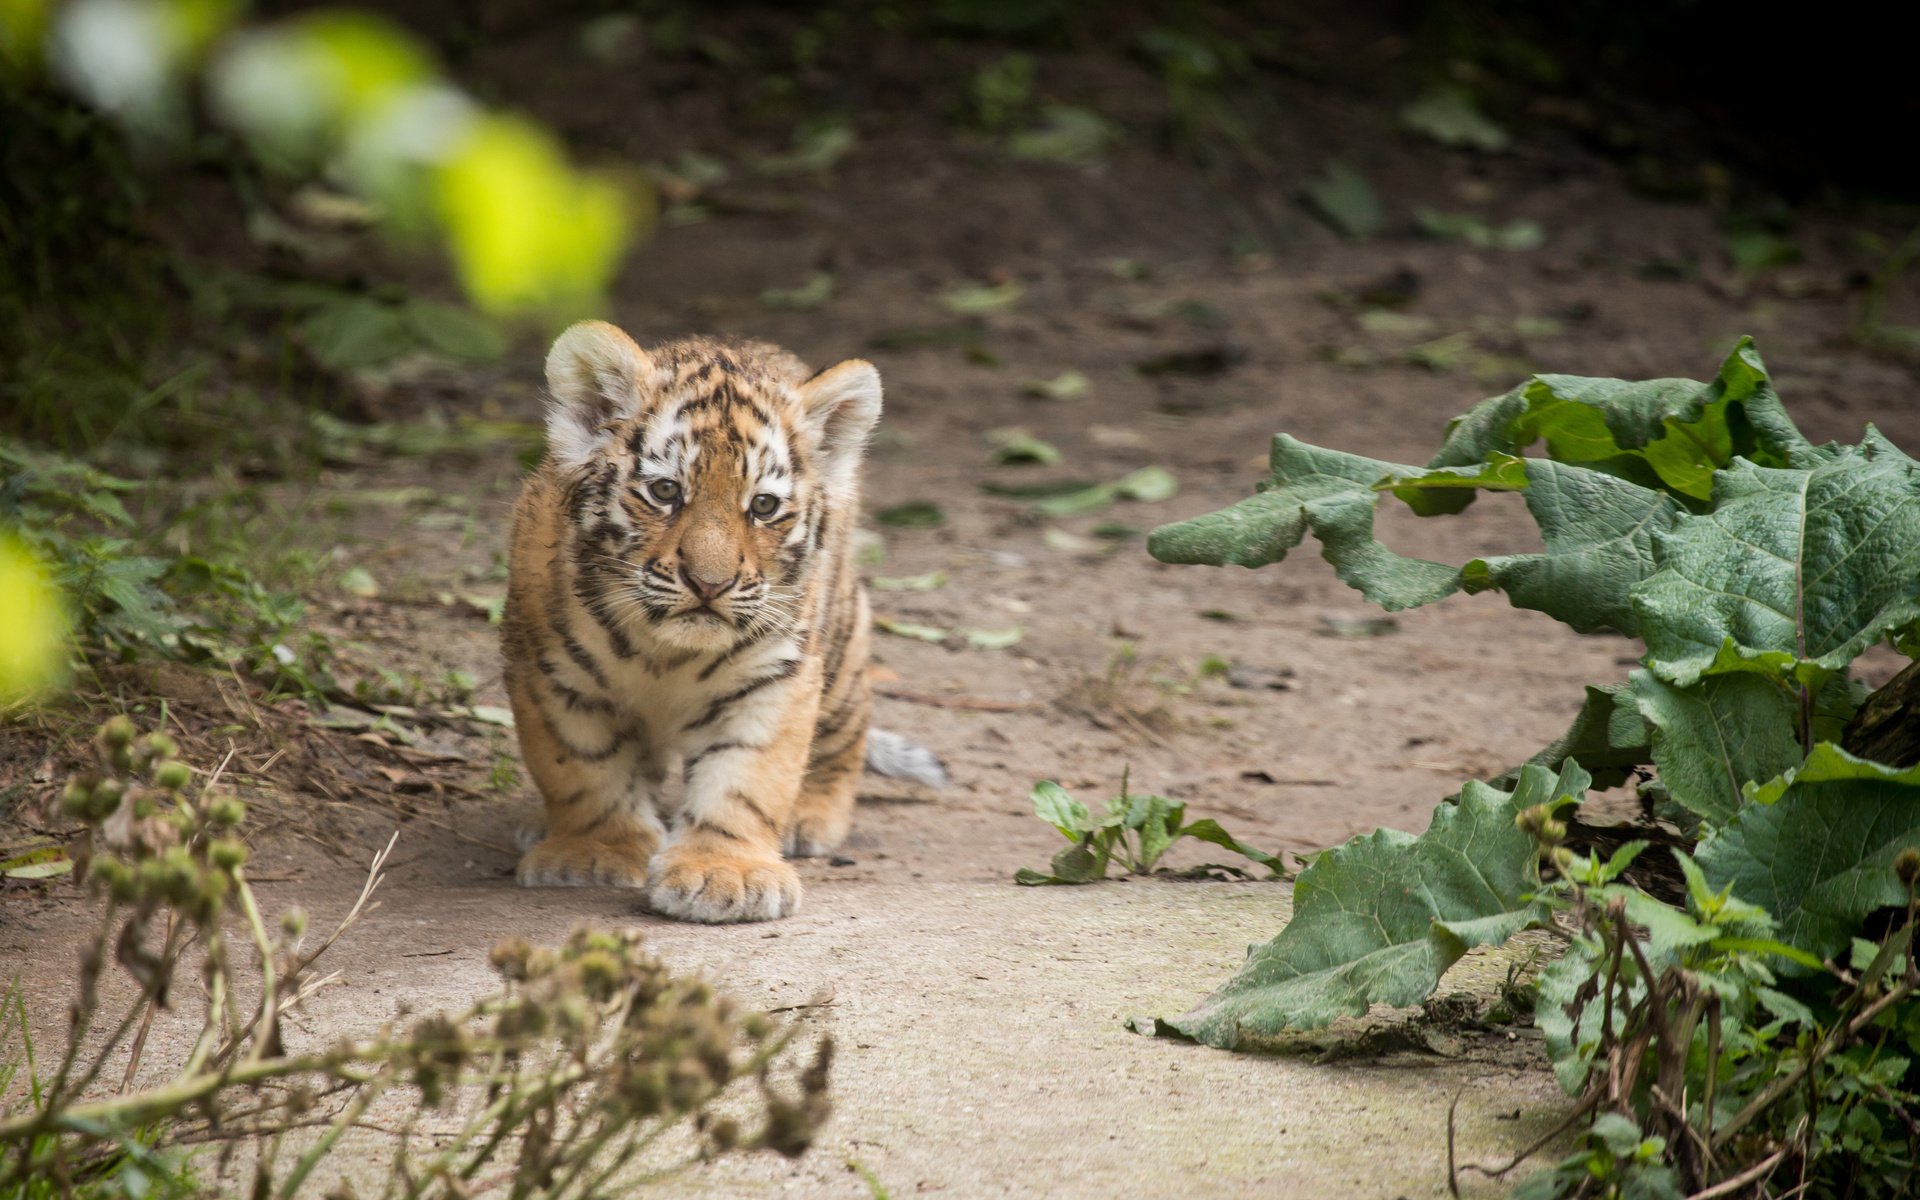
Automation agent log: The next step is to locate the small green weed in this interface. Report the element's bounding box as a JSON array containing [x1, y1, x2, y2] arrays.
[[1015, 770, 1285, 884]]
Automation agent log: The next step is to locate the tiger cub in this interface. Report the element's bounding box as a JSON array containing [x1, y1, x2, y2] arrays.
[[501, 321, 946, 923]]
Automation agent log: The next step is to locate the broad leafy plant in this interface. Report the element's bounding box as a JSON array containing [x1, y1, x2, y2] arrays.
[[1144, 339, 1920, 1195]]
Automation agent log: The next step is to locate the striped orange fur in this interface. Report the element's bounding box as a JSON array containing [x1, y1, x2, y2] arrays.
[[501, 321, 905, 922]]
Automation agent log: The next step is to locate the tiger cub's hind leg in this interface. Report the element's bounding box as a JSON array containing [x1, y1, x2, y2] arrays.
[[510, 674, 663, 887], [785, 731, 864, 858], [785, 667, 870, 858]]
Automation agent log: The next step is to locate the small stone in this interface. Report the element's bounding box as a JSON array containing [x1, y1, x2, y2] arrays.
[[829, 855, 856, 867]]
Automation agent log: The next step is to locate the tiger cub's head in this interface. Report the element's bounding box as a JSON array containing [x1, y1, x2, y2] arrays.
[[540, 321, 881, 651]]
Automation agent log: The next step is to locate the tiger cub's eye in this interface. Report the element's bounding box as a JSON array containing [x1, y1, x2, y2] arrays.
[[647, 479, 683, 504], [749, 493, 780, 517]]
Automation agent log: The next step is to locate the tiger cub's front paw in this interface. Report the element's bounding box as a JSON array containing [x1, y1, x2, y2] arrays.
[[647, 846, 802, 923], [517, 835, 654, 888]]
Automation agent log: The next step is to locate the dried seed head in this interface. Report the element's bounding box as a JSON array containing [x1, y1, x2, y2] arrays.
[[759, 1098, 814, 1159], [89, 858, 131, 901], [147, 847, 199, 903], [1515, 804, 1559, 841], [207, 794, 246, 830], [490, 936, 533, 981], [209, 838, 249, 871], [61, 779, 93, 818], [99, 715, 137, 750], [668, 1056, 712, 1108], [573, 950, 623, 1001], [90, 777, 125, 816], [1897, 847, 1920, 891], [623, 1065, 668, 1116]]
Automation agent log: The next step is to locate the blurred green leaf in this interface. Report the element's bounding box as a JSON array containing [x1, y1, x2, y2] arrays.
[[300, 297, 411, 370], [1032, 465, 1179, 517], [1416, 209, 1544, 251], [1, 846, 71, 879], [1304, 163, 1384, 239], [404, 300, 504, 361], [871, 570, 947, 592], [1726, 228, 1800, 273], [966, 626, 1023, 650], [1400, 88, 1509, 152], [1021, 370, 1090, 400], [876, 502, 945, 528], [986, 427, 1061, 465], [1115, 465, 1178, 503], [1008, 105, 1115, 166], [338, 566, 379, 598], [874, 616, 950, 643], [755, 118, 856, 175], [940, 281, 1025, 316], [759, 272, 836, 311]]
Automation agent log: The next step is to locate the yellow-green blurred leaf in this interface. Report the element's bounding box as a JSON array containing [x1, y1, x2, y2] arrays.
[[0, 533, 70, 703], [2, 847, 72, 879], [435, 114, 637, 316], [163, 0, 241, 59], [298, 11, 433, 120], [0, 0, 50, 75]]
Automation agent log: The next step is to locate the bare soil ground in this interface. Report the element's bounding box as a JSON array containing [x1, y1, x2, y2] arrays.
[[7, 6, 1920, 1196]]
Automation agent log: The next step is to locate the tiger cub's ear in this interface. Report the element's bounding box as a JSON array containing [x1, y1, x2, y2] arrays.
[[543, 321, 655, 470], [797, 359, 883, 499]]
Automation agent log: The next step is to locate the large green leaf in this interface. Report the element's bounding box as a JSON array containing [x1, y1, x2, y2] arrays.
[[1632, 434, 1920, 689], [1699, 743, 1920, 961], [1742, 742, 1920, 807], [1146, 436, 1460, 609], [1427, 337, 1809, 503], [1149, 443, 1683, 630], [1155, 762, 1581, 1047], [1629, 670, 1800, 826], [1459, 459, 1683, 636]]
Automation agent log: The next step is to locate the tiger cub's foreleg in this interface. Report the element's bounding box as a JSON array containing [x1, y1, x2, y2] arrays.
[[509, 670, 665, 888], [783, 586, 870, 857], [648, 666, 817, 923]]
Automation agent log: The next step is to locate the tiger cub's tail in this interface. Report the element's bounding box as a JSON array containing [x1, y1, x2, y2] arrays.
[[864, 729, 951, 789]]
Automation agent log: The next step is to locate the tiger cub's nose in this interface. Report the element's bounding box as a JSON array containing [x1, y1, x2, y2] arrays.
[[680, 564, 737, 601]]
